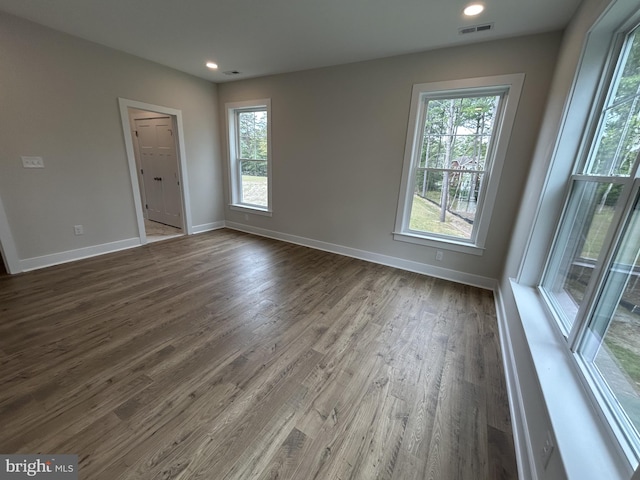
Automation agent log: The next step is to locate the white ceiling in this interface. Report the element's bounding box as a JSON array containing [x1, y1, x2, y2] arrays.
[[0, 0, 581, 83]]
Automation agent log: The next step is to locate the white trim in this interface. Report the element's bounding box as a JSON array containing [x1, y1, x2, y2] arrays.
[[494, 287, 538, 480], [392, 231, 484, 255], [229, 204, 273, 217], [0, 194, 20, 274], [516, 0, 636, 286], [225, 99, 272, 213], [20, 238, 141, 272], [0, 193, 22, 274], [224, 221, 495, 290], [192, 221, 226, 234], [510, 2, 640, 476], [118, 98, 194, 245], [9, 220, 227, 272], [394, 74, 525, 251], [508, 281, 633, 480]]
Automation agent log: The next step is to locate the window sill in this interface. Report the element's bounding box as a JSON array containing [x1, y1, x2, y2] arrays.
[[229, 204, 272, 217], [392, 231, 484, 256], [509, 280, 633, 480]]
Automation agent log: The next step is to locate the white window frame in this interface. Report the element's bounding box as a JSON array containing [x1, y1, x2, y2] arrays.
[[510, 1, 640, 478], [226, 99, 272, 216], [393, 74, 524, 255], [539, 13, 640, 467]]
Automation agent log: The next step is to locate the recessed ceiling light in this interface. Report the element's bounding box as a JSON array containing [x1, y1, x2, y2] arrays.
[[464, 3, 485, 16], [206, 62, 218, 69]]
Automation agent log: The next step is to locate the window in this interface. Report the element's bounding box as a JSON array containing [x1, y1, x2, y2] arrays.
[[541, 22, 640, 462], [394, 75, 523, 254], [226, 99, 272, 215]]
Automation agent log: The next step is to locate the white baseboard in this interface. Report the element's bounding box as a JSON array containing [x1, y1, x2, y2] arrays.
[[14, 220, 221, 273], [494, 286, 536, 480], [192, 221, 225, 234], [224, 221, 495, 290], [20, 237, 141, 272]]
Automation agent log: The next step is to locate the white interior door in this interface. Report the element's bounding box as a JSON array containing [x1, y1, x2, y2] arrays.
[[135, 117, 182, 228]]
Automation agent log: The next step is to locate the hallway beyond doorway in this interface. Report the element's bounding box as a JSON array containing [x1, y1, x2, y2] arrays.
[[144, 218, 182, 243]]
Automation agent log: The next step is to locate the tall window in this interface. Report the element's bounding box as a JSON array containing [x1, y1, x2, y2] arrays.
[[226, 99, 272, 214], [394, 75, 523, 254], [541, 23, 640, 460]]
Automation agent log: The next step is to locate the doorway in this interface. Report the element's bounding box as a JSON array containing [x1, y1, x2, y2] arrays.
[[118, 99, 193, 245], [0, 194, 20, 274], [132, 113, 183, 242]]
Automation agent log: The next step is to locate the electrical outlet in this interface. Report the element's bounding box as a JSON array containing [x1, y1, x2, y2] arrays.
[[244, 214, 249, 221], [435, 250, 444, 261], [74, 225, 84, 236], [21, 156, 44, 168], [541, 430, 555, 469]]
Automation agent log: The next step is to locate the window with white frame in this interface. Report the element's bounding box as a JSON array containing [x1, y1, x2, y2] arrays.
[[394, 75, 523, 254], [226, 99, 272, 214], [541, 21, 640, 462]]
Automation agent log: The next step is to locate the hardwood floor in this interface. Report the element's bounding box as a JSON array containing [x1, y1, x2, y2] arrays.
[[0, 229, 517, 479]]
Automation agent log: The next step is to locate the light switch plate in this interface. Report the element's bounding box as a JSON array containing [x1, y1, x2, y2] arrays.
[[21, 156, 44, 168]]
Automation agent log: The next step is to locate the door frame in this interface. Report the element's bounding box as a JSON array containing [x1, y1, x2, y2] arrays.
[[0, 194, 20, 274], [118, 98, 193, 244]]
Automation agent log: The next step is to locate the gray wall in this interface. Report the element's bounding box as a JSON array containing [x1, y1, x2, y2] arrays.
[[217, 31, 562, 281], [0, 10, 561, 279], [0, 13, 224, 262]]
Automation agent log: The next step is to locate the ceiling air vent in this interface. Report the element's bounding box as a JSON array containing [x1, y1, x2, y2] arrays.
[[458, 23, 494, 35], [223, 70, 242, 76]]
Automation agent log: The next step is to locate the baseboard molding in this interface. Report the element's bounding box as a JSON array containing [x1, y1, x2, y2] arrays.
[[20, 237, 141, 272], [15, 220, 222, 273], [494, 286, 536, 480], [224, 221, 495, 290], [192, 221, 225, 234]]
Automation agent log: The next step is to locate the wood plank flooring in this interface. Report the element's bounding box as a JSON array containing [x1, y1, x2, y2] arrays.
[[0, 229, 517, 479]]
